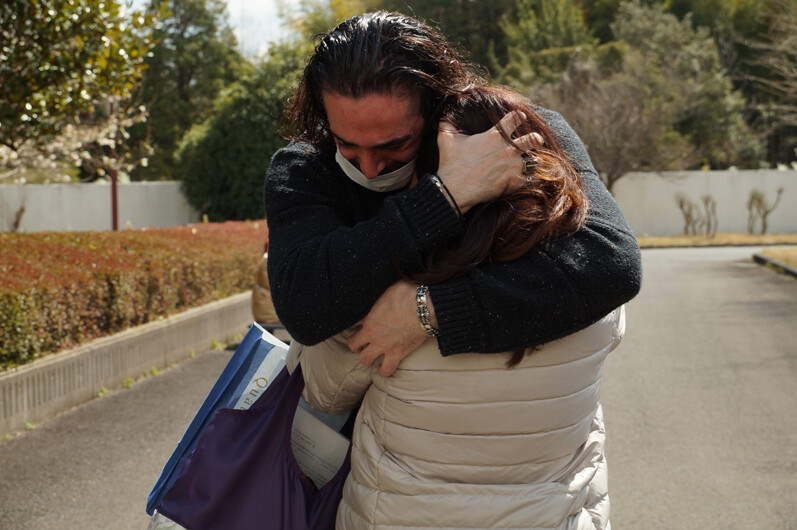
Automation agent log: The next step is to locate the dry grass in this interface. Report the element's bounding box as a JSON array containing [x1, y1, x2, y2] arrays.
[[638, 232, 797, 269], [637, 233, 797, 248], [761, 247, 797, 268]]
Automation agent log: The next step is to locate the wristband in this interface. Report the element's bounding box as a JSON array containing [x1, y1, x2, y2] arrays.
[[430, 174, 462, 218], [415, 285, 440, 338]]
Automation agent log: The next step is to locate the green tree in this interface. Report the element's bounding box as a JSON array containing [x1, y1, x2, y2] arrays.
[[529, 1, 763, 191], [134, 0, 246, 181], [665, 0, 765, 52], [646, 0, 795, 163], [375, 0, 517, 71], [0, 0, 156, 151], [279, 0, 517, 74], [277, 0, 378, 40], [535, 52, 696, 192], [497, 0, 597, 85], [177, 42, 310, 221], [503, 0, 595, 51], [579, 0, 622, 43], [741, 0, 797, 156], [612, 1, 761, 168]]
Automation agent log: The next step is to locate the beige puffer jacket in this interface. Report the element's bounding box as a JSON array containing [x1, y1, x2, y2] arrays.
[[293, 306, 625, 530]]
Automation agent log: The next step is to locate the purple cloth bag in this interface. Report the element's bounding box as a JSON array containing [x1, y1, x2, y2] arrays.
[[156, 365, 351, 530]]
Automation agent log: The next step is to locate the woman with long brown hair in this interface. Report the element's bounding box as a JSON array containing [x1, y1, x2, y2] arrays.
[[416, 86, 588, 275], [292, 85, 625, 529], [266, 11, 641, 378]]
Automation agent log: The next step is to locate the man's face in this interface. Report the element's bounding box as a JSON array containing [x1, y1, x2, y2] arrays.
[[323, 89, 425, 179]]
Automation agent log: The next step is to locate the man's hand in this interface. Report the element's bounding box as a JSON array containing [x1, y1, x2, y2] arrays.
[[348, 280, 430, 377], [436, 111, 544, 214]]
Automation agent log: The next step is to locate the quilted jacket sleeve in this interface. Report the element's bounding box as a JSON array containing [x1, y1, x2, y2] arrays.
[[298, 331, 374, 416]]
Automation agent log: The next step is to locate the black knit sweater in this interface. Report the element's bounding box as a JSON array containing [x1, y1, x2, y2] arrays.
[[264, 107, 642, 355]]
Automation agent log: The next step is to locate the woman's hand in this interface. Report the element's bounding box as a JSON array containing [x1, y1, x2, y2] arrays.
[[435, 110, 544, 214]]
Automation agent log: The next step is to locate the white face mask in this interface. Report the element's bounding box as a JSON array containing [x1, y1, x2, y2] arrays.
[[335, 147, 416, 192]]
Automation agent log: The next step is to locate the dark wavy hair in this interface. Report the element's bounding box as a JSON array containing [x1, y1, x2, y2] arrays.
[[411, 86, 590, 367], [283, 11, 482, 144]]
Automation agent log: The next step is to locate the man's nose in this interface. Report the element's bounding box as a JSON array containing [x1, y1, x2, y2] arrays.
[[358, 152, 387, 179]]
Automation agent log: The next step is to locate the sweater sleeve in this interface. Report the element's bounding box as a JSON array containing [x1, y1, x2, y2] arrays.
[[429, 108, 642, 354], [264, 142, 464, 345], [266, 108, 642, 355]]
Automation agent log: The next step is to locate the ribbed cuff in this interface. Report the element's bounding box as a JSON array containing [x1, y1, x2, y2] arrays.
[[392, 176, 463, 254], [428, 276, 484, 355]]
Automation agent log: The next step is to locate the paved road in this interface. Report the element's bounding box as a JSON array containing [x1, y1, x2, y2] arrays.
[[603, 247, 797, 529], [0, 248, 795, 529], [0, 346, 237, 529]]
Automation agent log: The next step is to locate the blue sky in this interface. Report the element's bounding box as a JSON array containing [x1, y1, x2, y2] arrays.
[[130, 0, 291, 57]]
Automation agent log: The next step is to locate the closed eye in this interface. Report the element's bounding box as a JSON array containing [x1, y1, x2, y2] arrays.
[[379, 141, 407, 151]]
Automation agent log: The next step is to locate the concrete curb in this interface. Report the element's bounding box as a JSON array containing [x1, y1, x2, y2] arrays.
[[641, 242, 797, 250], [753, 253, 797, 279], [1, 292, 254, 435]]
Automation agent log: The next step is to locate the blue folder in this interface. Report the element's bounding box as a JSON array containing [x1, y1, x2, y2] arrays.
[[146, 323, 288, 515]]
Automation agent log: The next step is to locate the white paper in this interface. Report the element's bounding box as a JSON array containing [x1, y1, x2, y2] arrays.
[[233, 327, 290, 410], [290, 406, 350, 489], [256, 323, 290, 349], [298, 397, 351, 432]]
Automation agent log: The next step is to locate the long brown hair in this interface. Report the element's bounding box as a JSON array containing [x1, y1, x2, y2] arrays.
[[412, 86, 589, 367], [284, 11, 483, 145]]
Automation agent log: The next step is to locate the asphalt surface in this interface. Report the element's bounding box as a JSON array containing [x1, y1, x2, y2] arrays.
[[603, 247, 797, 529], [0, 247, 795, 529], [0, 346, 236, 529]]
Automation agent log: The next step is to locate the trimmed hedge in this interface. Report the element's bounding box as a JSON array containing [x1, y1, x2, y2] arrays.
[[1, 221, 267, 370]]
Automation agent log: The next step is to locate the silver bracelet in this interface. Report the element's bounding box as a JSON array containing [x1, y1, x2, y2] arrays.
[[430, 174, 462, 218], [415, 285, 440, 338]]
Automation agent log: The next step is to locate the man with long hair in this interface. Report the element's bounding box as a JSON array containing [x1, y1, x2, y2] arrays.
[[264, 11, 641, 375]]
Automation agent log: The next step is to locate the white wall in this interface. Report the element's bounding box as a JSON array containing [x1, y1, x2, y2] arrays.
[[1, 172, 794, 236], [0, 182, 200, 232], [612, 169, 796, 236]]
